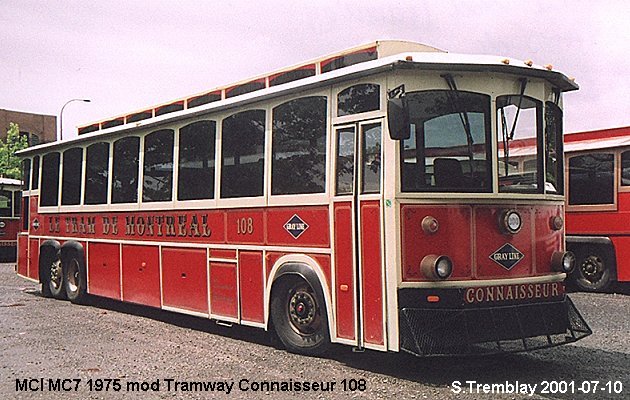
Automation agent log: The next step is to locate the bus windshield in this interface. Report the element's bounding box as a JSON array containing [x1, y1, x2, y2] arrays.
[[400, 90, 491, 192]]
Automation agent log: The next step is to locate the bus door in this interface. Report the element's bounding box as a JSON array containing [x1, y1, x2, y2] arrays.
[[332, 119, 386, 350]]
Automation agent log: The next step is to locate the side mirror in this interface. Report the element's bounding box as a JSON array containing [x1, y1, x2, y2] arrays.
[[387, 97, 410, 140]]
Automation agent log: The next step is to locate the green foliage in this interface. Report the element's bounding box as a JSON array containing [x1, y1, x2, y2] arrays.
[[0, 123, 29, 179]]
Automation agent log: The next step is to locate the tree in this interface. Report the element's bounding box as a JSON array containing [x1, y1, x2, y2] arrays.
[[0, 123, 29, 179]]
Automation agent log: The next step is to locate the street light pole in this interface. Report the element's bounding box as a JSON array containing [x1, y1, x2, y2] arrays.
[[59, 98, 91, 141]]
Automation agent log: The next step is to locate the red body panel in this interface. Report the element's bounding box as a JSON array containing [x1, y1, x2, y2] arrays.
[[210, 262, 238, 319], [360, 201, 384, 346], [226, 210, 264, 245], [401, 204, 563, 282], [238, 251, 264, 323], [87, 242, 121, 300], [611, 237, 630, 281], [17, 234, 28, 277], [27, 239, 39, 280], [333, 202, 356, 341], [161, 247, 208, 313], [401, 205, 472, 281], [266, 207, 330, 247], [121, 245, 161, 307]]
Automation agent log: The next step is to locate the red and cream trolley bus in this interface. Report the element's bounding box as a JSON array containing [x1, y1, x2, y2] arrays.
[[16, 41, 591, 356], [0, 177, 22, 262], [564, 126, 630, 292]]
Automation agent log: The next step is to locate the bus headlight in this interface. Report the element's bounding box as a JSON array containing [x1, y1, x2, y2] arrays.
[[421, 255, 453, 280], [499, 209, 522, 234], [551, 251, 575, 273]]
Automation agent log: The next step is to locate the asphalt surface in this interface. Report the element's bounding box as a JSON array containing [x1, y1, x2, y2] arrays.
[[1, 263, 628, 400]]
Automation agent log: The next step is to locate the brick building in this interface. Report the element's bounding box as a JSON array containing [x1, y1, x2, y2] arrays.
[[0, 108, 56, 146]]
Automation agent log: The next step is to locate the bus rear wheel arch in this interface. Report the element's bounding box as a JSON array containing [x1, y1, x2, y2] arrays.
[[270, 267, 330, 356]]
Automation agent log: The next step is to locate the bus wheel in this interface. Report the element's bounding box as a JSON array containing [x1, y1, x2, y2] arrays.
[[271, 276, 330, 356], [64, 253, 87, 303], [572, 246, 613, 292], [48, 257, 66, 299]]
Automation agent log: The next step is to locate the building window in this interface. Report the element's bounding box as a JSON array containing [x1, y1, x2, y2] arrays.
[[221, 110, 265, 198], [178, 121, 216, 201], [142, 129, 174, 202], [272, 96, 327, 195], [61, 147, 83, 205], [568, 153, 614, 205], [112, 136, 140, 204], [337, 83, 380, 116], [84, 142, 109, 205], [41, 152, 60, 206]]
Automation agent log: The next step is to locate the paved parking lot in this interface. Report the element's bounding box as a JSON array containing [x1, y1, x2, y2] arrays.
[[1, 263, 628, 399]]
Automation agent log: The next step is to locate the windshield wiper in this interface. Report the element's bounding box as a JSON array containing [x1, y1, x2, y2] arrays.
[[442, 74, 475, 168], [500, 78, 528, 177]]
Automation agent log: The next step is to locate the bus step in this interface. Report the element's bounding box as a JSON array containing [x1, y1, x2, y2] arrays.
[[215, 320, 233, 328], [352, 346, 365, 353]]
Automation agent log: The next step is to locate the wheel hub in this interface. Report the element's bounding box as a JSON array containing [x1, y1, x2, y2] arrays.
[[581, 256, 603, 282], [289, 291, 316, 329], [50, 259, 62, 289]]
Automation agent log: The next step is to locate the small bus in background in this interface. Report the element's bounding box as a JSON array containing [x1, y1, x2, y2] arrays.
[[16, 41, 591, 356], [0, 177, 22, 263], [564, 126, 630, 292]]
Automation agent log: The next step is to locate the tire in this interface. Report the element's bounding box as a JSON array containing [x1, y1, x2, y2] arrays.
[[48, 254, 66, 299], [64, 253, 87, 303], [270, 275, 330, 356], [571, 245, 613, 292]]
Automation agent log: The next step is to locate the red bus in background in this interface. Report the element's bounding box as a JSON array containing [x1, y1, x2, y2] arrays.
[[564, 126, 630, 291], [0, 178, 22, 263], [16, 41, 591, 356]]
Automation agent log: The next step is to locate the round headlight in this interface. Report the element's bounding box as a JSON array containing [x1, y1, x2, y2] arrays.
[[421, 254, 453, 280], [561, 251, 576, 273], [435, 256, 453, 279], [500, 209, 522, 234], [550, 215, 564, 231]]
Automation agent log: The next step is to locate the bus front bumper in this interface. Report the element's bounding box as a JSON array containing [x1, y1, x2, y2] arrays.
[[398, 294, 591, 356]]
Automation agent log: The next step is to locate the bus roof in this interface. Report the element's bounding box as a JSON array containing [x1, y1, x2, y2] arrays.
[[564, 126, 630, 153], [0, 177, 22, 187], [18, 41, 579, 157]]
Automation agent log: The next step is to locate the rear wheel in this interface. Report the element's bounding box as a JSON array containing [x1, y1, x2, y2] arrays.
[[571, 245, 613, 292], [270, 275, 330, 356], [64, 253, 87, 303], [48, 256, 66, 299]]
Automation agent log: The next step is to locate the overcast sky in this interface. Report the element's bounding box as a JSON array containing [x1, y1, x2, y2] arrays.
[[2, 0, 628, 139]]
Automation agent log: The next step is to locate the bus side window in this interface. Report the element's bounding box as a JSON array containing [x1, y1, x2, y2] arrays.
[[61, 147, 83, 206], [337, 83, 380, 117], [112, 137, 140, 204], [568, 153, 615, 205], [220, 110, 265, 198], [143, 129, 174, 202], [22, 159, 31, 191], [84, 142, 110, 205], [40, 152, 60, 207], [622, 151, 630, 186], [272, 96, 327, 195], [178, 121, 216, 201]]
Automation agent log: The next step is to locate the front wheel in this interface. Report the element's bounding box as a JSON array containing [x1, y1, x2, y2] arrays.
[[64, 253, 87, 303], [571, 246, 613, 292], [270, 276, 330, 356]]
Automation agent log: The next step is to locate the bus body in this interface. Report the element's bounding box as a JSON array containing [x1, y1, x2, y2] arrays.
[[564, 126, 630, 291], [16, 41, 590, 356], [0, 177, 22, 262]]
